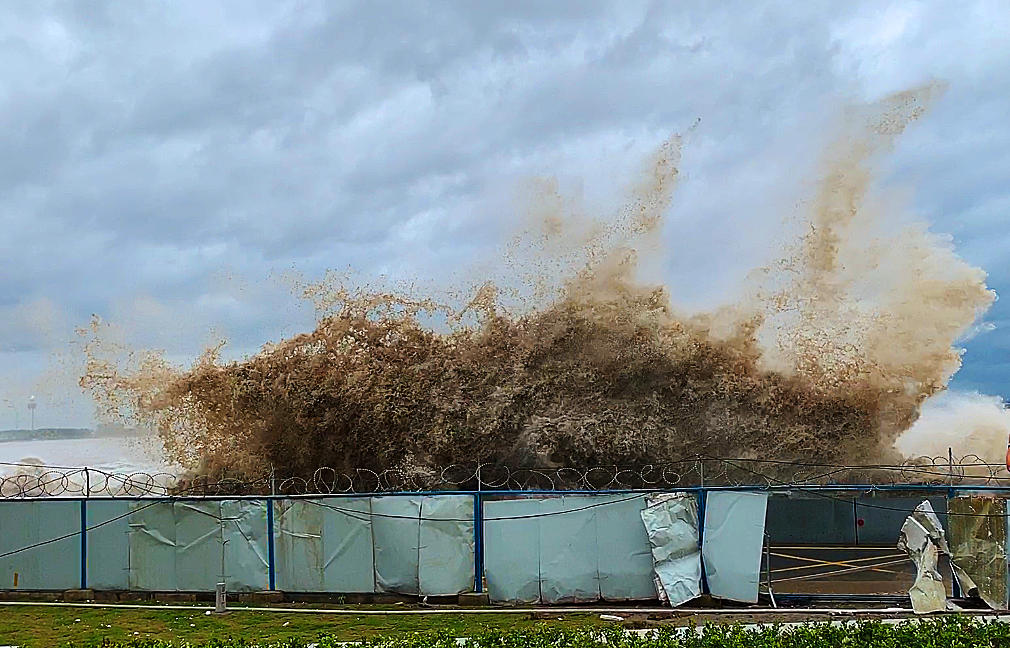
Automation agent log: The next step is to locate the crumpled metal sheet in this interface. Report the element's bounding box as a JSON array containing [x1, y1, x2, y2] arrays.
[[640, 493, 701, 607], [220, 500, 270, 593], [128, 500, 269, 592], [702, 491, 769, 604], [948, 496, 1007, 610], [897, 500, 949, 614], [371, 496, 422, 594], [128, 501, 178, 591]]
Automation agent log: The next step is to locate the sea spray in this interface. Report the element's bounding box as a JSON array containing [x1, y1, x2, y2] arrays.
[[78, 84, 998, 481]]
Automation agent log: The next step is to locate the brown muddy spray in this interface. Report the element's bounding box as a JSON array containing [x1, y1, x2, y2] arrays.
[[78, 84, 997, 481]]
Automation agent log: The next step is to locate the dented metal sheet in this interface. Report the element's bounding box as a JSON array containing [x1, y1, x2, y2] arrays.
[[274, 499, 324, 591], [128, 500, 269, 592], [175, 501, 225, 591], [274, 498, 374, 593], [418, 496, 474, 596], [702, 491, 769, 604], [221, 500, 269, 592], [948, 497, 1008, 610], [640, 493, 702, 607], [372, 496, 421, 594], [128, 501, 178, 591], [897, 500, 949, 614]]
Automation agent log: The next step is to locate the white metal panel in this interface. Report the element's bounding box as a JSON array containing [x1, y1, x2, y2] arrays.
[[483, 498, 541, 603], [418, 495, 474, 596], [371, 496, 421, 594], [702, 491, 768, 604]]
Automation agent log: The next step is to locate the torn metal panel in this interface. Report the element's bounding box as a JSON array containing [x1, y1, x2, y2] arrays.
[[418, 496, 474, 596], [948, 497, 1007, 610], [702, 491, 769, 604], [273, 499, 324, 592], [371, 496, 421, 594], [897, 501, 948, 614], [482, 498, 541, 604], [640, 493, 701, 607], [221, 500, 269, 592], [87, 499, 132, 590], [595, 494, 657, 601], [539, 497, 601, 604]]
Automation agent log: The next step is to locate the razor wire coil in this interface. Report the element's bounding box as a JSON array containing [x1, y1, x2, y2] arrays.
[[1, 455, 1008, 498]]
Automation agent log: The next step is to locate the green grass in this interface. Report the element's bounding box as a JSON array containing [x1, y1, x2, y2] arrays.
[[0, 605, 603, 647], [1, 608, 1008, 648]]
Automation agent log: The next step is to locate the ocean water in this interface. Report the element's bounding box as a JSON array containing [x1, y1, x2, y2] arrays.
[[0, 436, 176, 476]]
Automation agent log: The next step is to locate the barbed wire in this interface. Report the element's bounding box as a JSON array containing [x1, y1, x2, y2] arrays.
[[1, 455, 1009, 498]]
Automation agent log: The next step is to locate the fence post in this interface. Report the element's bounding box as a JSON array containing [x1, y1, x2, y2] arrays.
[[266, 497, 276, 591], [473, 492, 483, 593], [947, 486, 961, 599], [80, 499, 88, 590], [696, 487, 709, 596]]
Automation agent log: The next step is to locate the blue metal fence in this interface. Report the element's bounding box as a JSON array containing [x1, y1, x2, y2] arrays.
[[0, 483, 1003, 597]]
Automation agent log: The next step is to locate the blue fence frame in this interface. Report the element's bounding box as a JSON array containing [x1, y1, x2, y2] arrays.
[[7, 482, 1006, 594]]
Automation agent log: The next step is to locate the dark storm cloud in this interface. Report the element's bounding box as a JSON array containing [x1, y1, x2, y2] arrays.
[[0, 0, 1007, 424]]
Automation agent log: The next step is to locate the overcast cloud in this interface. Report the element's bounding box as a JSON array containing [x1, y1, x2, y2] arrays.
[[0, 0, 1008, 428]]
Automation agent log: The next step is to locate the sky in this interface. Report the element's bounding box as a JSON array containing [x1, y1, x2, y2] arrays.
[[0, 0, 1008, 430]]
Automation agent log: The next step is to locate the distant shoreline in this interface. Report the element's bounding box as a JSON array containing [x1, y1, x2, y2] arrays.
[[0, 428, 148, 442]]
